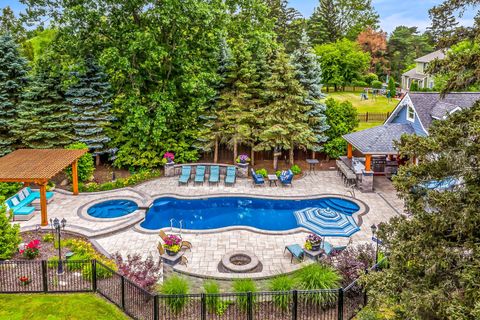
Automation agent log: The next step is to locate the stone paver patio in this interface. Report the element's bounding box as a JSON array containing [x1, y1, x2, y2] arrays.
[[16, 171, 402, 279]]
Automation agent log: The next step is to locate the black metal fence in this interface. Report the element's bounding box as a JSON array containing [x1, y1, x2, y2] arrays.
[[0, 259, 374, 320], [357, 112, 391, 122]]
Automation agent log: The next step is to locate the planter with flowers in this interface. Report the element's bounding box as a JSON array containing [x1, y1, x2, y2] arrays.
[[162, 152, 176, 177], [20, 239, 41, 259], [236, 154, 251, 178], [305, 234, 322, 252], [164, 234, 182, 256], [18, 276, 31, 286]]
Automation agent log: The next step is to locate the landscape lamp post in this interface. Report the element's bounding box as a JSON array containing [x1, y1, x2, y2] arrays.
[[371, 224, 378, 265], [51, 217, 67, 275]]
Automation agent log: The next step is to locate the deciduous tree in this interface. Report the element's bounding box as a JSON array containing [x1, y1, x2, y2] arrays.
[[356, 27, 388, 76]]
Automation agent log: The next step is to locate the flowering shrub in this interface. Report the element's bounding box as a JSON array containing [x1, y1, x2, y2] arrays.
[[114, 253, 161, 292], [236, 154, 251, 163], [306, 233, 322, 244], [18, 276, 31, 286], [163, 152, 175, 163], [164, 234, 182, 253], [20, 239, 40, 259], [78, 170, 161, 192]]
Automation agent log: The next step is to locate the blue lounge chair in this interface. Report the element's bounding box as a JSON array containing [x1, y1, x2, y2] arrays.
[[178, 166, 192, 185], [224, 166, 236, 186], [284, 244, 304, 263], [5, 187, 55, 221], [251, 168, 265, 186], [194, 165, 206, 185], [279, 169, 294, 186], [322, 241, 346, 256], [209, 166, 220, 185]]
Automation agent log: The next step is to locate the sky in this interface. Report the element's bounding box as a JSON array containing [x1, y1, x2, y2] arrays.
[[3, 0, 476, 33]]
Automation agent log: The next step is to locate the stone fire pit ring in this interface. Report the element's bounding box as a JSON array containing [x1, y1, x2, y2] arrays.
[[221, 250, 260, 273]]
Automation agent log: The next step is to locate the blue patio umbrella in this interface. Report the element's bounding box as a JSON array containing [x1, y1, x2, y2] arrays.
[[294, 207, 360, 237]]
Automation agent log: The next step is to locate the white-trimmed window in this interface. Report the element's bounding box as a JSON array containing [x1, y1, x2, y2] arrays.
[[407, 105, 415, 122]]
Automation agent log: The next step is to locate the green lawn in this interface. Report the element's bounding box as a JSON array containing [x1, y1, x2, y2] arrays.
[[323, 90, 397, 113], [355, 121, 384, 131], [0, 293, 129, 320]]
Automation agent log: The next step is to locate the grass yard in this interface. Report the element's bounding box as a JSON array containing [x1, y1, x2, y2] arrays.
[[356, 121, 384, 131], [0, 293, 129, 320], [323, 90, 398, 113]]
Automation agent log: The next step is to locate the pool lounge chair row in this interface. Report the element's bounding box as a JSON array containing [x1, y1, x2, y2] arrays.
[[5, 187, 55, 221], [179, 165, 236, 186]]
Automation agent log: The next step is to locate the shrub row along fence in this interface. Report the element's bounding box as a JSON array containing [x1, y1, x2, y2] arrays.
[[357, 112, 390, 122], [0, 259, 373, 320]]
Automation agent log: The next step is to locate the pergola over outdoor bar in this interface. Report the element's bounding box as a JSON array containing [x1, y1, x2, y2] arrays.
[[0, 149, 88, 226]]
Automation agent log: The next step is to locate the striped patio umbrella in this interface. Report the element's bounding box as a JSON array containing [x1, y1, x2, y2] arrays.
[[294, 207, 360, 237]]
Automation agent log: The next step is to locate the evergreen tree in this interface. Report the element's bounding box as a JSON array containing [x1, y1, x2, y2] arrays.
[[266, 0, 304, 52], [387, 77, 396, 97], [256, 46, 316, 166], [0, 34, 29, 156], [12, 57, 73, 148], [216, 39, 258, 163], [290, 31, 329, 157], [66, 58, 113, 165], [308, 0, 340, 45]]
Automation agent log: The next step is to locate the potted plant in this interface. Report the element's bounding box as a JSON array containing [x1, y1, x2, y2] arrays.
[[18, 276, 31, 286], [163, 152, 175, 164], [19, 239, 41, 259], [305, 234, 322, 251], [164, 234, 182, 256], [236, 154, 251, 165]]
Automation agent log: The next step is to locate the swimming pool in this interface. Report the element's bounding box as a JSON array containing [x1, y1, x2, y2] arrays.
[[87, 199, 139, 219], [140, 197, 361, 235]]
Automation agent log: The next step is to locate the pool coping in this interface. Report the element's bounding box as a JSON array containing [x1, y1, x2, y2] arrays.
[[133, 193, 369, 236]]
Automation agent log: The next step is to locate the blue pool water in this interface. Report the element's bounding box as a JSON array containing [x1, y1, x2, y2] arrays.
[[140, 197, 360, 234], [87, 200, 139, 218]]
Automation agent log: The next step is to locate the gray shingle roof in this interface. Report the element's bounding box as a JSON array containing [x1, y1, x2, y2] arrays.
[[402, 68, 428, 79], [409, 92, 480, 130], [343, 124, 416, 154], [414, 49, 446, 63]]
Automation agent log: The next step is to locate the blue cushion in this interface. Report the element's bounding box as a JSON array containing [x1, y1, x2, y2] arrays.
[[15, 206, 35, 215], [286, 244, 304, 257], [323, 242, 333, 255]]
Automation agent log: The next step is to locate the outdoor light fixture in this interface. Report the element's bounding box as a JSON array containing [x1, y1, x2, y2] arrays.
[[50, 217, 67, 275]]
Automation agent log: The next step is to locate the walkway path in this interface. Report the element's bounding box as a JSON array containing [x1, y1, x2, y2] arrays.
[[17, 171, 402, 279]]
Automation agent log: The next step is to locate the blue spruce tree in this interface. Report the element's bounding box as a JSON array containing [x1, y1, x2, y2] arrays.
[[290, 31, 329, 156], [66, 58, 113, 165], [0, 34, 29, 156]]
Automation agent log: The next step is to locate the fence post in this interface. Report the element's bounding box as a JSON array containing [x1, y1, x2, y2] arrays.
[[153, 295, 159, 320], [366, 112, 369, 122], [247, 292, 253, 320], [338, 288, 344, 320], [41, 260, 48, 292], [292, 290, 298, 320], [364, 268, 368, 306], [91, 260, 97, 292], [201, 293, 206, 320], [121, 276, 126, 310]]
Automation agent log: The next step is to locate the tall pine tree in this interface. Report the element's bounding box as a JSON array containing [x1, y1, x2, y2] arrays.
[[66, 58, 113, 165], [256, 46, 316, 166], [12, 56, 73, 148], [291, 31, 329, 157], [0, 34, 28, 156]]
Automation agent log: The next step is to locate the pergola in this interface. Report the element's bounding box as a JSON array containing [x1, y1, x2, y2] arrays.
[[0, 149, 88, 226]]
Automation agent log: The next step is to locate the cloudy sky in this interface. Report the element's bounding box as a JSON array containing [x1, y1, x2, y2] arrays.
[[4, 0, 476, 33]]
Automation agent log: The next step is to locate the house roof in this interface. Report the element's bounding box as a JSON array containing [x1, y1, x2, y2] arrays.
[[343, 124, 416, 155], [402, 68, 428, 79], [0, 149, 88, 183], [414, 49, 446, 63], [409, 92, 480, 130]]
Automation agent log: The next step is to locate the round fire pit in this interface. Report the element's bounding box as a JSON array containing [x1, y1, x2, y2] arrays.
[[221, 251, 260, 273]]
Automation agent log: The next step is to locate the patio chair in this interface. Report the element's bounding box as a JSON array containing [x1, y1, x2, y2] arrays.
[[181, 240, 192, 251], [179, 256, 189, 267], [158, 230, 169, 242], [194, 165, 206, 185], [178, 166, 192, 186], [157, 242, 165, 256], [209, 166, 220, 185], [321, 241, 346, 257], [284, 244, 304, 263], [279, 169, 294, 186], [250, 168, 265, 186], [224, 166, 236, 186]]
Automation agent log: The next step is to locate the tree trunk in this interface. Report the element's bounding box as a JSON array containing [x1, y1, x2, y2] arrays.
[[233, 138, 238, 164], [334, 84, 337, 92], [273, 153, 278, 171], [214, 136, 219, 163], [312, 151, 316, 159], [96, 154, 101, 166], [289, 145, 294, 166], [250, 147, 255, 166]]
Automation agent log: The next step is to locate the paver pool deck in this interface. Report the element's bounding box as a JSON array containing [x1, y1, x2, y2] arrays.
[[17, 171, 403, 279]]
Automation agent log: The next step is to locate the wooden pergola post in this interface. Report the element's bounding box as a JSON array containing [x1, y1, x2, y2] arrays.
[[347, 143, 353, 159], [39, 181, 48, 226], [72, 159, 79, 195], [365, 154, 372, 171]]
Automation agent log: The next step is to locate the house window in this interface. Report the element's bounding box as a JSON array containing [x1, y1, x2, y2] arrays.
[[407, 105, 415, 122]]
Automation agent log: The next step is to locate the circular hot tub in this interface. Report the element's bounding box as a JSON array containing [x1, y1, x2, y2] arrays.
[[87, 199, 138, 219]]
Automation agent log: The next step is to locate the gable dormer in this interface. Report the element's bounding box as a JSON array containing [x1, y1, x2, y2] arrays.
[[385, 94, 428, 136]]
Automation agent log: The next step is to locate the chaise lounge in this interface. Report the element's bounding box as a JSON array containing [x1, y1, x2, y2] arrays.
[[209, 166, 220, 185], [194, 165, 206, 185], [224, 166, 236, 186], [178, 166, 192, 186], [284, 244, 304, 263]]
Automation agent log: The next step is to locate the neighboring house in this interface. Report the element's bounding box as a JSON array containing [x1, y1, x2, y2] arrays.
[[401, 49, 446, 91], [341, 92, 480, 190]]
